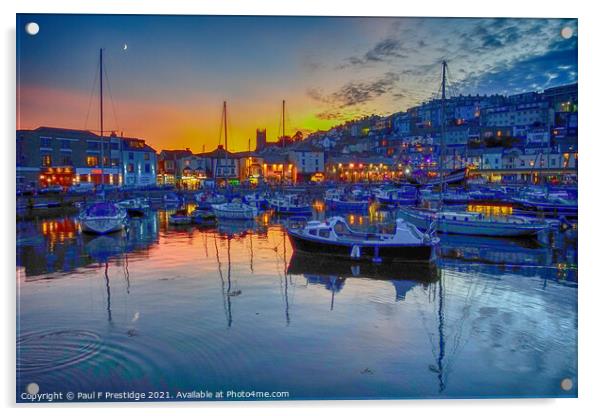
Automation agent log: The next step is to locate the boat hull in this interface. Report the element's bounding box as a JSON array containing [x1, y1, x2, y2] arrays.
[[270, 204, 313, 215], [212, 204, 258, 220], [80, 218, 125, 234], [325, 198, 369, 211], [168, 216, 192, 225], [398, 209, 548, 237], [288, 232, 435, 263]]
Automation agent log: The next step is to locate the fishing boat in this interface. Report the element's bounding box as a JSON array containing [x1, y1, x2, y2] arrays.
[[195, 192, 227, 210], [325, 196, 370, 212], [286, 216, 439, 263], [79, 202, 128, 234], [116, 197, 150, 217], [398, 207, 550, 237], [212, 202, 258, 220], [269, 194, 313, 215], [421, 188, 469, 205], [242, 192, 268, 209], [324, 188, 370, 211], [511, 194, 577, 217], [168, 209, 192, 225], [374, 186, 418, 206]]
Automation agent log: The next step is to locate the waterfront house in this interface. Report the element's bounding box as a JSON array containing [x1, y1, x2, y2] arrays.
[[121, 136, 158, 187], [158, 149, 193, 186], [16, 126, 133, 189]]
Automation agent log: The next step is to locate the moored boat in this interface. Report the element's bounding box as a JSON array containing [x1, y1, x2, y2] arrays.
[[116, 197, 150, 217], [191, 208, 216, 223], [79, 202, 127, 234], [195, 192, 227, 210], [398, 207, 550, 237], [242, 192, 268, 209], [286, 216, 439, 263], [212, 202, 258, 220], [168, 209, 192, 225], [269, 194, 313, 215], [164, 192, 181, 205], [375, 186, 418, 206]]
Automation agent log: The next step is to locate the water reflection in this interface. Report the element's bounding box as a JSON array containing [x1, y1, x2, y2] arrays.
[[16, 208, 578, 399]]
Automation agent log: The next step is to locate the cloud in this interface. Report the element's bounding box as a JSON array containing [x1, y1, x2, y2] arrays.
[[308, 72, 400, 110], [455, 36, 578, 94], [339, 37, 409, 68]]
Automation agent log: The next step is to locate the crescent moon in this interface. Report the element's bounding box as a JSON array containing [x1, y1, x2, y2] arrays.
[[123, 43, 128, 51]]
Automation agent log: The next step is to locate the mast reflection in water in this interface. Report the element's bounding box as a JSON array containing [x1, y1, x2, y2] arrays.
[[16, 209, 577, 400]]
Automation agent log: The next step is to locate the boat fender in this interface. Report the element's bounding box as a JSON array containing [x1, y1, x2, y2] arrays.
[[350, 245, 361, 259]]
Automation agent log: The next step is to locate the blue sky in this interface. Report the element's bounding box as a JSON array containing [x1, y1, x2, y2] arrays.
[[17, 14, 578, 151]]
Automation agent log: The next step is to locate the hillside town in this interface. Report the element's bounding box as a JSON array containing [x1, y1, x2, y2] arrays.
[[16, 82, 577, 193]]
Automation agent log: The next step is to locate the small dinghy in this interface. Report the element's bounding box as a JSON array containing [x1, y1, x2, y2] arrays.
[[286, 216, 438, 263], [116, 197, 150, 217], [191, 208, 216, 223], [168, 209, 192, 225]]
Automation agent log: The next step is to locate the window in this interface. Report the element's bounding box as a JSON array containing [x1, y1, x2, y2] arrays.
[[127, 163, 134, 173], [111, 158, 119, 167], [145, 164, 150, 173], [87, 141, 100, 150], [318, 229, 330, 238], [42, 154, 52, 167], [129, 152, 134, 160], [86, 156, 98, 167], [111, 142, 119, 150], [40, 137, 52, 148], [144, 153, 150, 160], [60, 140, 70, 150], [62, 155, 72, 165]]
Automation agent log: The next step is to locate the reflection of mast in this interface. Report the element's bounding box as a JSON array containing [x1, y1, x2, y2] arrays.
[[436, 278, 446, 392], [283, 227, 290, 325], [249, 231, 254, 273], [123, 253, 130, 294], [104, 262, 112, 322], [226, 237, 233, 327], [214, 234, 231, 327]]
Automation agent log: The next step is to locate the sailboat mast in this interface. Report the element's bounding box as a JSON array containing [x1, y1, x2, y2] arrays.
[[100, 48, 104, 185], [282, 99, 286, 148], [223, 101, 228, 153], [439, 61, 447, 203]]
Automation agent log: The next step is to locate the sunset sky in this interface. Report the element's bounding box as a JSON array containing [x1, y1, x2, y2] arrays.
[[17, 14, 577, 152]]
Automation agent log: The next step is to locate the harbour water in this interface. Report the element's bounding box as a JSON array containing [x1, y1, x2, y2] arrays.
[[16, 208, 577, 401]]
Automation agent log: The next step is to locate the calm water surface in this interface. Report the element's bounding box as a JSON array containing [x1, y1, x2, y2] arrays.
[[16, 208, 578, 401]]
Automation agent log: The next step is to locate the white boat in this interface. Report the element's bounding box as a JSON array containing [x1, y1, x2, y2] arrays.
[[268, 194, 313, 215], [287, 216, 439, 263], [195, 192, 227, 209], [79, 202, 127, 234], [398, 207, 550, 237], [375, 186, 418, 206], [212, 202, 258, 220]]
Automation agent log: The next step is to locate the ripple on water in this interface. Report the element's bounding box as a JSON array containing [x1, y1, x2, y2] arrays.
[[17, 329, 102, 374]]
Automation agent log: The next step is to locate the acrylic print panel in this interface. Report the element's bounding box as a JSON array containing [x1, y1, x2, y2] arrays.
[[16, 14, 578, 402]]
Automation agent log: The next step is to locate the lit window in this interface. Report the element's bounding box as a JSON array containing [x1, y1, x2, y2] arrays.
[[86, 156, 98, 167]]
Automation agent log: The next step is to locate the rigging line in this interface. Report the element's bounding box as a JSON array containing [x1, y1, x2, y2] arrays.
[[102, 57, 121, 134], [217, 103, 224, 147], [84, 62, 100, 131]]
